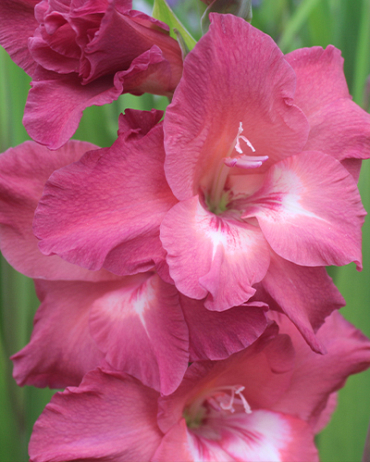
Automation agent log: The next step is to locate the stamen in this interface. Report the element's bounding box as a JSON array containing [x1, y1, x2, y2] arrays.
[[224, 122, 268, 170], [235, 122, 256, 154], [224, 154, 269, 169]]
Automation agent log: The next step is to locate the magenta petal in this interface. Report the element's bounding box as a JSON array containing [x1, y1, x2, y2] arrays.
[[114, 45, 181, 97], [23, 67, 122, 149], [160, 196, 270, 311], [152, 419, 194, 462], [164, 14, 309, 200], [271, 311, 370, 429], [12, 279, 107, 388], [0, 140, 115, 282], [248, 151, 365, 268], [34, 115, 177, 275], [83, 4, 181, 91], [0, 0, 38, 75], [259, 253, 345, 353], [89, 273, 189, 395], [180, 295, 268, 362], [29, 369, 162, 462]]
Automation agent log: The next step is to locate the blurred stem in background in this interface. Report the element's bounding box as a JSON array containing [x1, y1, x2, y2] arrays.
[[0, 0, 370, 461]]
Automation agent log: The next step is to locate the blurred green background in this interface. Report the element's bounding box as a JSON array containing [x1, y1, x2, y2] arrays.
[[1, 0, 370, 460]]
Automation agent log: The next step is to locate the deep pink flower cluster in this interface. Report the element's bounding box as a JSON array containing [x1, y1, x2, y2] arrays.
[[1, 3, 370, 461]]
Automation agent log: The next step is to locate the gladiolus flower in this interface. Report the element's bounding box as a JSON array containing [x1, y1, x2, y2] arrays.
[[0, 0, 183, 149], [0, 122, 268, 395], [32, 16, 366, 350], [28, 312, 370, 462]]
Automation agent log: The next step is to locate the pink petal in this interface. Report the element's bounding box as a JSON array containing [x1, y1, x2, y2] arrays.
[[0, 0, 38, 75], [34, 112, 177, 275], [258, 252, 345, 353], [157, 324, 289, 435], [29, 28, 80, 74], [23, 67, 123, 149], [246, 151, 365, 268], [29, 369, 162, 462], [304, 98, 370, 161], [164, 14, 309, 200], [23, 3, 182, 149], [286, 46, 370, 163], [0, 140, 115, 282], [180, 295, 268, 362], [114, 44, 181, 97], [12, 279, 108, 388], [89, 273, 189, 395], [160, 195, 270, 311], [186, 410, 318, 462], [151, 419, 194, 462], [286, 46, 350, 116], [270, 311, 370, 429], [82, 5, 181, 89]]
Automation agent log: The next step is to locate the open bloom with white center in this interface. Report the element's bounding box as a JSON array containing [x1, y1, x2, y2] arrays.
[[32, 15, 369, 351], [160, 14, 370, 331], [28, 311, 370, 462], [0, 126, 269, 396]]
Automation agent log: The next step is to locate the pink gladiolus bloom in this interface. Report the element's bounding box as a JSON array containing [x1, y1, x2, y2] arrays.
[[160, 14, 370, 329], [0, 0, 183, 149], [33, 86, 353, 352], [0, 134, 268, 395], [28, 312, 370, 462]]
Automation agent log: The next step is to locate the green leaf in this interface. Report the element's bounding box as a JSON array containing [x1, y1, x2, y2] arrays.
[[278, 0, 321, 53], [152, 0, 197, 51]]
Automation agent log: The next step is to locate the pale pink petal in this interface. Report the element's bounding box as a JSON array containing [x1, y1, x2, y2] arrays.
[[270, 311, 370, 429], [12, 279, 108, 388], [0, 140, 115, 282], [304, 98, 370, 161], [245, 151, 365, 268], [29, 369, 162, 462], [89, 273, 189, 395], [285, 46, 350, 116], [0, 0, 38, 75], [164, 14, 309, 200], [258, 252, 345, 353], [34, 112, 177, 275], [160, 196, 270, 311], [187, 410, 318, 462], [180, 295, 268, 362]]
